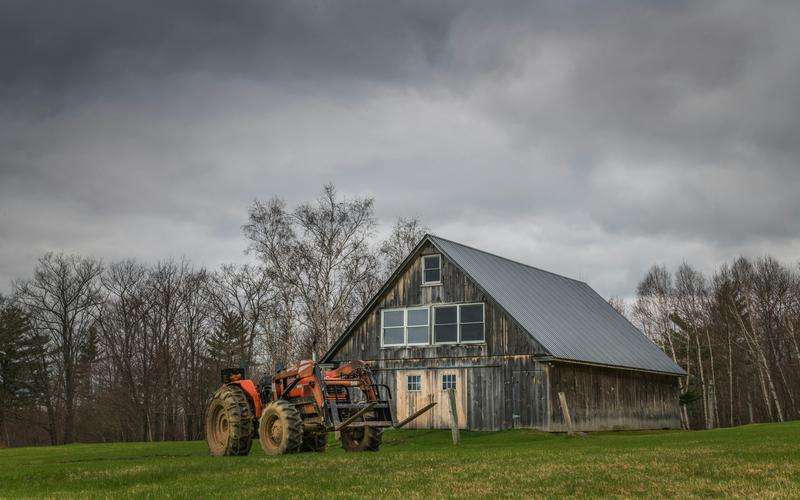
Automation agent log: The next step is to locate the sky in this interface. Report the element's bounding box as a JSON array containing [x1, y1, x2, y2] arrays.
[[1, 1, 799, 299]]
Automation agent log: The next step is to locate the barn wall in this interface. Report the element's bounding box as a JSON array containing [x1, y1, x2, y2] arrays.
[[330, 242, 548, 430], [547, 362, 682, 431], [368, 355, 548, 431]]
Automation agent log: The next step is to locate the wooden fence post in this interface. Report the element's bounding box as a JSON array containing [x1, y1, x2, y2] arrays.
[[558, 391, 574, 431], [447, 388, 460, 445]]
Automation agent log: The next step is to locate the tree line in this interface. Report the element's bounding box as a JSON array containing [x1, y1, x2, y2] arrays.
[[623, 256, 800, 430], [2, 183, 797, 445], [0, 185, 426, 446]]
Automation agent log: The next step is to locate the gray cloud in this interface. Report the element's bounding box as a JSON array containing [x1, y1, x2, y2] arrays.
[[2, 0, 800, 298]]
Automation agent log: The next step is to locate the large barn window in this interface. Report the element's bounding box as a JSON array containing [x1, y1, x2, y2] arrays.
[[459, 304, 485, 343], [433, 303, 485, 344], [422, 254, 441, 285], [381, 309, 405, 346], [433, 305, 458, 343], [382, 303, 484, 347], [406, 307, 429, 345], [381, 307, 429, 347]]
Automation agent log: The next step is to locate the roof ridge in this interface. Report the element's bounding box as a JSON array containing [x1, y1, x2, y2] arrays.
[[427, 234, 587, 285]]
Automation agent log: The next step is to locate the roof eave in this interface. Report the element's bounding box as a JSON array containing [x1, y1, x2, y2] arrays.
[[542, 356, 687, 377]]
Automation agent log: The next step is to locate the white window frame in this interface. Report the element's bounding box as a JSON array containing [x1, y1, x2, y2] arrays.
[[405, 306, 430, 346], [432, 302, 485, 345], [407, 374, 422, 392], [381, 307, 430, 347], [381, 308, 406, 347], [421, 254, 442, 285]]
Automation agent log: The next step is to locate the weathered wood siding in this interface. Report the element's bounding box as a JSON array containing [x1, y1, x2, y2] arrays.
[[330, 242, 549, 430], [547, 362, 681, 431], [369, 355, 548, 430]]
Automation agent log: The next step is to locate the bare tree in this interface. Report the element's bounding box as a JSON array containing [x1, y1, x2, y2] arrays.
[[379, 216, 429, 277], [244, 184, 377, 358], [205, 264, 273, 367], [607, 296, 628, 317], [14, 253, 103, 443]]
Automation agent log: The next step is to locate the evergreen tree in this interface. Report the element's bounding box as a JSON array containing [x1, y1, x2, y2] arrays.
[[0, 296, 48, 446]]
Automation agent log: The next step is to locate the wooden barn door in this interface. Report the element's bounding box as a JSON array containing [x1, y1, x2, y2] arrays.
[[395, 369, 468, 429], [511, 367, 546, 428]]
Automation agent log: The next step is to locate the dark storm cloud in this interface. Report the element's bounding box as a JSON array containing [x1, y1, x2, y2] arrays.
[[0, 0, 456, 97], [2, 0, 800, 298]]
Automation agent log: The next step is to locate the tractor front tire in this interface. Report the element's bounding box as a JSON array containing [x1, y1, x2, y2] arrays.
[[259, 400, 303, 455], [341, 425, 382, 452], [205, 385, 254, 456]]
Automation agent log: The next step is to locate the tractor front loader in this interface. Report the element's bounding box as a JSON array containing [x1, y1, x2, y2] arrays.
[[205, 360, 435, 456]]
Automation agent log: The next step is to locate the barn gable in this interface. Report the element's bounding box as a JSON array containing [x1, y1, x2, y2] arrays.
[[324, 238, 546, 362]]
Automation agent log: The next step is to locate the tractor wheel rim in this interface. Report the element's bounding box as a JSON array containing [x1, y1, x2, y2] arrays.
[[267, 415, 282, 446], [210, 404, 228, 448]]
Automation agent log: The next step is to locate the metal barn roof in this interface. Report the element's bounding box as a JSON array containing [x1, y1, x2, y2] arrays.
[[428, 235, 685, 375]]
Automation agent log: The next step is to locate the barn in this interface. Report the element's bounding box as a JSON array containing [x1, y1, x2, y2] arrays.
[[322, 235, 685, 431]]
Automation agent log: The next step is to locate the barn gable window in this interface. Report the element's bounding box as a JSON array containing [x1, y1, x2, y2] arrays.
[[381, 307, 429, 347], [433, 303, 485, 344], [459, 304, 485, 343], [406, 307, 429, 345], [381, 309, 405, 346], [407, 375, 422, 392], [433, 305, 458, 343], [422, 254, 441, 285]]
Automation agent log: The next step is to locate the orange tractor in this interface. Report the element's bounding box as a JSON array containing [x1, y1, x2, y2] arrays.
[[205, 359, 435, 455]]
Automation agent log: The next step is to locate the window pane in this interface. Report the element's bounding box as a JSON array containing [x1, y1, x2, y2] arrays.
[[424, 269, 441, 283], [434, 306, 457, 325], [435, 324, 458, 343], [407, 375, 421, 392], [423, 255, 440, 270], [442, 374, 457, 390], [460, 304, 484, 323], [383, 310, 404, 327], [407, 308, 428, 326], [460, 322, 484, 342], [407, 326, 428, 344], [383, 327, 404, 345]]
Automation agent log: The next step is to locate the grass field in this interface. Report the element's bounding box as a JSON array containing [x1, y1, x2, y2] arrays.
[[1, 422, 799, 498]]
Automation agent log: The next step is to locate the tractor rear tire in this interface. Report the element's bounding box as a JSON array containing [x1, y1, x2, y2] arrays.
[[205, 385, 254, 456], [341, 425, 382, 452], [301, 431, 328, 453], [259, 400, 303, 455]]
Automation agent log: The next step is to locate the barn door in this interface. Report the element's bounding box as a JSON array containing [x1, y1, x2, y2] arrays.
[[395, 369, 467, 429], [395, 370, 432, 429], [511, 368, 545, 428], [432, 369, 468, 429]]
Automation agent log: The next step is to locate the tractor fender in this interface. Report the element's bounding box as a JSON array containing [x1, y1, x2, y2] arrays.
[[229, 379, 263, 419]]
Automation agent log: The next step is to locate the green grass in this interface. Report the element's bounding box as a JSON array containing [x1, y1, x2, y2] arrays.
[[1, 422, 799, 498]]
